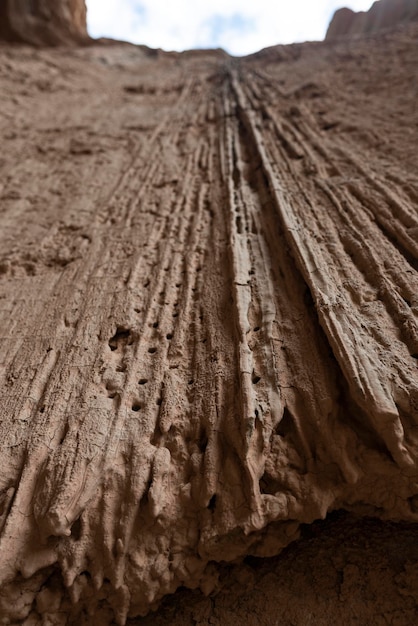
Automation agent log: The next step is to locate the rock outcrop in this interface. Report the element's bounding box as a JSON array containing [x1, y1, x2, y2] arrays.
[[0, 0, 88, 45], [326, 0, 418, 39], [1, 6, 418, 626]]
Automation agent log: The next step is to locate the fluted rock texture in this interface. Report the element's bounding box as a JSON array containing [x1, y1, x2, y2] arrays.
[[326, 0, 418, 39], [1, 13, 418, 626], [0, 0, 88, 45]]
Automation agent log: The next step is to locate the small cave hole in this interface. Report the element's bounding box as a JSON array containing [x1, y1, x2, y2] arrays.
[[166, 333, 173, 340], [156, 397, 163, 406], [71, 518, 82, 541], [173, 312, 179, 318], [139, 378, 148, 385], [259, 472, 281, 495], [252, 375, 261, 385], [253, 326, 260, 332], [148, 347, 157, 354], [108, 327, 131, 351], [152, 321, 159, 328], [275, 407, 293, 437], [188, 379, 194, 385], [132, 403, 141, 412], [208, 494, 217, 511]]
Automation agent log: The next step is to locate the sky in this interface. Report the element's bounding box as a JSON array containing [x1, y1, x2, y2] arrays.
[[86, 0, 375, 57]]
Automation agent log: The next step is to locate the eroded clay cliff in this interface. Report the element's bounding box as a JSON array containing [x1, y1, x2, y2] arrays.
[[0, 0, 88, 45], [1, 5, 418, 626], [326, 0, 418, 38]]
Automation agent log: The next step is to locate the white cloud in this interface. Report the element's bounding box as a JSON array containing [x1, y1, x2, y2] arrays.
[[86, 0, 375, 56]]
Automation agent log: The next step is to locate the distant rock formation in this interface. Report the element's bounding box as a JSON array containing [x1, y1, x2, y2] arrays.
[[0, 0, 88, 45], [326, 0, 418, 39]]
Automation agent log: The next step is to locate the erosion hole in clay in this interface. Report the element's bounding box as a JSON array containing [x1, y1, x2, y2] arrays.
[[108, 327, 131, 351], [71, 517, 82, 540], [208, 494, 217, 511], [275, 407, 294, 437], [259, 472, 281, 495]]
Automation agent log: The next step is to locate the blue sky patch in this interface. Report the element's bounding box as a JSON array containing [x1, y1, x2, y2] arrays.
[[203, 13, 255, 47]]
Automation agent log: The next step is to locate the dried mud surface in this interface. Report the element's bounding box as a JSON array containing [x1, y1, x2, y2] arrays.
[[1, 21, 418, 625]]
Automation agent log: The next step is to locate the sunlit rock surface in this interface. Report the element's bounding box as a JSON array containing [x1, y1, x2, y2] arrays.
[[326, 0, 418, 38]]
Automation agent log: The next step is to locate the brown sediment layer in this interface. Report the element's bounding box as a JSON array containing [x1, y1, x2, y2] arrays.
[[0, 0, 88, 46], [0, 14, 418, 626], [326, 0, 418, 39]]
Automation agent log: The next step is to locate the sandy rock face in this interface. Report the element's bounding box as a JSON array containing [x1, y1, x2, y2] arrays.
[[0, 0, 88, 45], [0, 10, 418, 626], [326, 0, 418, 38]]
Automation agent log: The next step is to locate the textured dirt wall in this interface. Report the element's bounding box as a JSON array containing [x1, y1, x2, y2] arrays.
[[0, 0, 88, 45], [0, 15, 418, 626], [135, 512, 418, 626], [326, 0, 418, 38]]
